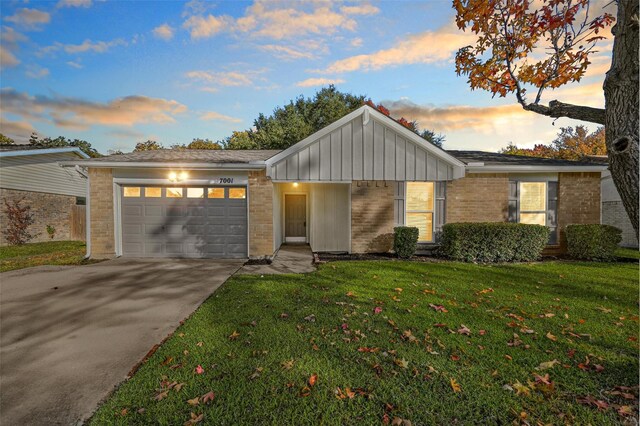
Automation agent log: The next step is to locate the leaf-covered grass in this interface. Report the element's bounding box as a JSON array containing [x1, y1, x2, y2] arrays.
[[91, 260, 639, 425], [0, 240, 88, 272]]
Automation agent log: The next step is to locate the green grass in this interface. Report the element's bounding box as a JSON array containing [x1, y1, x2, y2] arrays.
[[91, 260, 639, 425], [616, 247, 640, 260], [0, 240, 88, 272]]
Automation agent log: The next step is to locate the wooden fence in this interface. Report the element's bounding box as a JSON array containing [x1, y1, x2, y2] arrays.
[[70, 205, 86, 241]]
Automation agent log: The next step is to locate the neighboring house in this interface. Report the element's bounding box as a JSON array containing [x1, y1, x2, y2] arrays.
[[0, 146, 88, 245], [63, 105, 605, 259]]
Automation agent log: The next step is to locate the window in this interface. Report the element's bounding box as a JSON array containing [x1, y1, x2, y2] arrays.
[[123, 187, 140, 197], [207, 188, 225, 198], [166, 188, 183, 198], [509, 181, 558, 244], [187, 188, 204, 198], [406, 182, 434, 242], [75, 197, 86, 205], [145, 187, 161, 198], [229, 188, 246, 199]]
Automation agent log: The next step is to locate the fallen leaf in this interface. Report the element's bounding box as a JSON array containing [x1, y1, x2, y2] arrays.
[[195, 365, 204, 375], [394, 358, 409, 369], [429, 304, 448, 313], [183, 412, 203, 426], [346, 291, 356, 298], [512, 381, 530, 396], [196, 341, 204, 347], [536, 360, 560, 371], [450, 378, 461, 393], [391, 417, 412, 426], [187, 397, 199, 406], [201, 391, 215, 404], [299, 386, 311, 397], [546, 332, 557, 341], [373, 306, 383, 314], [394, 288, 403, 293], [161, 356, 174, 366], [281, 359, 294, 370], [309, 373, 318, 387], [228, 331, 240, 340], [457, 325, 471, 336], [303, 314, 316, 322], [154, 390, 169, 401], [249, 367, 263, 380], [617, 405, 634, 417]]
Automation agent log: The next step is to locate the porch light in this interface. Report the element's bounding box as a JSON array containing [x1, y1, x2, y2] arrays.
[[168, 172, 177, 181], [293, 182, 299, 188], [168, 171, 188, 182]]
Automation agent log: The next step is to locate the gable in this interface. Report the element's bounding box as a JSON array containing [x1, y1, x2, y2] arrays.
[[266, 106, 465, 182]]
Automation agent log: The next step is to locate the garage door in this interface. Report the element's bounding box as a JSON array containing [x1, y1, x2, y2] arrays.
[[121, 186, 247, 258]]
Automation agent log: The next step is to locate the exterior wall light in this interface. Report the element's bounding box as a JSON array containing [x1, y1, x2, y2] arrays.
[[168, 171, 188, 182], [293, 182, 299, 188]]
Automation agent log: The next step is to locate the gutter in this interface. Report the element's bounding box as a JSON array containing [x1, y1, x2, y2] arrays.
[[465, 165, 607, 173], [59, 161, 267, 170], [0, 147, 89, 158]]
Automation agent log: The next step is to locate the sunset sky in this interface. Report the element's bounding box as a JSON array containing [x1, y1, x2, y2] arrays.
[[0, 0, 614, 154]]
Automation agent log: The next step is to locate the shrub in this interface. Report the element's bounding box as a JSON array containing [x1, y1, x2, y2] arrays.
[[566, 224, 622, 261], [3, 198, 35, 245], [46, 225, 56, 240], [439, 222, 549, 263], [393, 226, 419, 259]]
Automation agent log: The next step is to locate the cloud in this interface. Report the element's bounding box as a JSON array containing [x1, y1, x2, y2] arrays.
[[0, 27, 27, 69], [0, 88, 187, 131], [258, 44, 317, 60], [152, 23, 175, 41], [0, 117, 36, 142], [40, 38, 127, 55], [320, 25, 475, 73], [4, 8, 51, 31], [340, 4, 380, 15], [57, 0, 92, 8], [182, 1, 374, 41], [0, 46, 20, 69], [199, 111, 242, 123], [350, 37, 363, 48], [183, 14, 233, 39], [26, 65, 49, 79], [66, 59, 83, 69], [185, 71, 259, 87], [296, 77, 345, 87]]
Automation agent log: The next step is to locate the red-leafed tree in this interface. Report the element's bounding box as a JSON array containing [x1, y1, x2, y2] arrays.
[[454, 0, 638, 235], [501, 125, 606, 159]]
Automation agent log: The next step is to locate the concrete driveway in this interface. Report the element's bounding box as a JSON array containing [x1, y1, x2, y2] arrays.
[[0, 258, 243, 425]]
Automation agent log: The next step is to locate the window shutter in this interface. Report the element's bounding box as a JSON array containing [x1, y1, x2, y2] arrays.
[[394, 182, 405, 226], [508, 181, 518, 222], [547, 181, 558, 244], [435, 182, 446, 239]]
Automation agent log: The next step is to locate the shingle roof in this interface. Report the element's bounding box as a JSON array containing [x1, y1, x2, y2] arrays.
[[0, 144, 52, 152], [85, 149, 283, 163], [447, 150, 605, 167]]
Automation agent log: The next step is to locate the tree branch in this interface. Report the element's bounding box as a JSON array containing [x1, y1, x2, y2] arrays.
[[522, 100, 605, 124]]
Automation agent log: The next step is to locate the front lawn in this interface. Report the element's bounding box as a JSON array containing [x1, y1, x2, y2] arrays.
[[91, 260, 639, 425], [0, 241, 87, 272]]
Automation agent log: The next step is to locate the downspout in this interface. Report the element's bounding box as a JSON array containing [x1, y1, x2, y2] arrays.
[[85, 171, 91, 259]]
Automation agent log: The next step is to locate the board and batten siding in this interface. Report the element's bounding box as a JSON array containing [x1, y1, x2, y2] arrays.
[[270, 115, 454, 182], [0, 152, 86, 197]]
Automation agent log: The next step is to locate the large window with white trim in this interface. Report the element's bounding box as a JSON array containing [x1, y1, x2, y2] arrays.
[[509, 180, 558, 244], [406, 182, 435, 242]]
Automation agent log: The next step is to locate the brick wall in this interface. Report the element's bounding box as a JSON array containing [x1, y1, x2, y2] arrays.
[[89, 168, 115, 258], [602, 201, 638, 248], [446, 173, 509, 223], [351, 181, 394, 253], [0, 188, 76, 245], [557, 172, 601, 248], [248, 170, 274, 258]]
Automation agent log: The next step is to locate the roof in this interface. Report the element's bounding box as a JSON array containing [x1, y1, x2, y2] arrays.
[[62, 149, 282, 169], [0, 145, 89, 158], [448, 150, 607, 168]]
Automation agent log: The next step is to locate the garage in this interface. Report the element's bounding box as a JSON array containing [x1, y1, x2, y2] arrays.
[[120, 185, 247, 258]]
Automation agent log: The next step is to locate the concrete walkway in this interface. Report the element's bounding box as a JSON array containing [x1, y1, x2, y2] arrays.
[[0, 258, 243, 426], [237, 244, 316, 275]]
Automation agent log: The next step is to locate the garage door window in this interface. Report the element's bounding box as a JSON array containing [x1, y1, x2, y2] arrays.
[[187, 188, 204, 198], [123, 187, 140, 197], [208, 188, 224, 198], [229, 188, 246, 199], [145, 187, 162, 198], [166, 188, 183, 198]]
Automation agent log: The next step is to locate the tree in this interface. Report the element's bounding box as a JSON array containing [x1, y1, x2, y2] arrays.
[[0, 133, 15, 145], [501, 125, 605, 159], [172, 138, 222, 150], [3, 198, 35, 245], [454, 0, 638, 235], [133, 140, 163, 151], [222, 131, 258, 150], [28, 133, 101, 157]]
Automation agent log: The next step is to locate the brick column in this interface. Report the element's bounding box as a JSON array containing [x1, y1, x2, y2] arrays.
[[248, 170, 274, 258], [89, 168, 115, 258], [558, 172, 601, 248], [351, 181, 394, 253]]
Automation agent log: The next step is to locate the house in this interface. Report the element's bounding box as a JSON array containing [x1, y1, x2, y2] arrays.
[[62, 105, 606, 259], [0, 145, 89, 245]]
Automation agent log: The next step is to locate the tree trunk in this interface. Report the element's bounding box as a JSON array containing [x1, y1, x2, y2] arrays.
[[604, 0, 639, 237]]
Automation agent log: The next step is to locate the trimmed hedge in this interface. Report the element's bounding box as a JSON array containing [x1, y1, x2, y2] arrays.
[[566, 224, 622, 261], [439, 222, 549, 263], [393, 226, 419, 259]]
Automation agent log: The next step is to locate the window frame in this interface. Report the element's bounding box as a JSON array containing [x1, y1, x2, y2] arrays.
[[404, 181, 436, 243], [509, 179, 559, 245]]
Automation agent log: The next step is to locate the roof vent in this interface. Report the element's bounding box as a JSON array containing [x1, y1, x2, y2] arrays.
[[467, 162, 484, 166]]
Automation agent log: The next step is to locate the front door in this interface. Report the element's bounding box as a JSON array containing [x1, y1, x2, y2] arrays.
[[285, 194, 306, 242]]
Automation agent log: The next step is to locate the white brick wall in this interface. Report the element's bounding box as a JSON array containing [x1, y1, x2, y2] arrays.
[[602, 201, 638, 248]]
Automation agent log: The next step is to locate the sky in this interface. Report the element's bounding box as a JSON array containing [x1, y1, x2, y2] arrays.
[[0, 0, 614, 154]]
